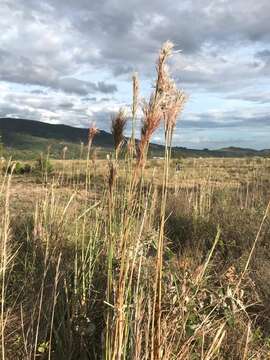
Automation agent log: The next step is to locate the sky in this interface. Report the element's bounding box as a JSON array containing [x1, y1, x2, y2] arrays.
[[0, 0, 269, 149]]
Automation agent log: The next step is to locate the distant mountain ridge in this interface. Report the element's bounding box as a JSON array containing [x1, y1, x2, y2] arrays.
[[0, 118, 269, 159], [171, 146, 270, 158], [0, 117, 114, 159], [0, 117, 114, 146]]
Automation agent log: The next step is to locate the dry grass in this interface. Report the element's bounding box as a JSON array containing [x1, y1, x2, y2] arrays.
[[111, 109, 127, 158], [0, 42, 270, 360]]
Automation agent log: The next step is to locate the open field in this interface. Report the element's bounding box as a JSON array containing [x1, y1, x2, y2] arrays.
[[1, 155, 270, 359], [4, 156, 270, 203], [1, 43, 270, 360], [5, 157, 270, 214]]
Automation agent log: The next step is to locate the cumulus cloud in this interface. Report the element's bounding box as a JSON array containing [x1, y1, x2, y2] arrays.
[[0, 0, 270, 148], [0, 49, 117, 95]]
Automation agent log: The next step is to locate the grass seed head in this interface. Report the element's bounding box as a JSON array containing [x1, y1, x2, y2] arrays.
[[132, 72, 140, 118], [89, 122, 100, 143], [111, 108, 127, 152]]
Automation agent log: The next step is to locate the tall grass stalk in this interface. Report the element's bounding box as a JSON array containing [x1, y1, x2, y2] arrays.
[[0, 171, 13, 360]]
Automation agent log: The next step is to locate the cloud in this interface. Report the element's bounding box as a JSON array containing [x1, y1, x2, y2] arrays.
[[4, 0, 270, 75], [226, 92, 270, 104], [0, 0, 270, 149], [53, 78, 117, 95], [0, 86, 121, 130], [0, 49, 117, 95], [180, 110, 270, 129]]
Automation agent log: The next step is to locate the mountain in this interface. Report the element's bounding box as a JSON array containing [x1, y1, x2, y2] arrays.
[[0, 118, 269, 160], [0, 118, 114, 159]]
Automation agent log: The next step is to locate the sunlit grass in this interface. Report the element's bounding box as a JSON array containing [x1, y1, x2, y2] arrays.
[[0, 43, 270, 360]]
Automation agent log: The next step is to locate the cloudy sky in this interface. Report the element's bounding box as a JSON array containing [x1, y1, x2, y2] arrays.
[[0, 0, 269, 149]]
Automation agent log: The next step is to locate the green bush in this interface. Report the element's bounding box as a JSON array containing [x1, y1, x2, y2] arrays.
[[34, 155, 54, 175], [2, 162, 32, 175], [15, 162, 25, 174]]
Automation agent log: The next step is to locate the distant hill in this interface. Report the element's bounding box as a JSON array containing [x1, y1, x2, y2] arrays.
[[172, 146, 270, 158], [0, 118, 114, 159], [0, 118, 269, 160]]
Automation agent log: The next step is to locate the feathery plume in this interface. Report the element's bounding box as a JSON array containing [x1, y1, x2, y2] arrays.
[[62, 146, 68, 161], [87, 123, 99, 175], [132, 72, 139, 120], [155, 40, 174, 96], [89, 122, 99, 143], [111, 108, 127, 153], [154, 41, 188, 140], [136, 41, 175, 168], [163, 90, 187, 135]]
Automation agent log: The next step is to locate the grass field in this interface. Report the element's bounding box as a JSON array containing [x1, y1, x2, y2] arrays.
[[1, 42, 270, 359], [0, 155, 270, 359]]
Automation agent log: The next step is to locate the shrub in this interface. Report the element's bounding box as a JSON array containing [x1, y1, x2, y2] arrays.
[[2, 162, 32, 175], [14, 162, 25, 174], [34, 155, 53, 175]]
